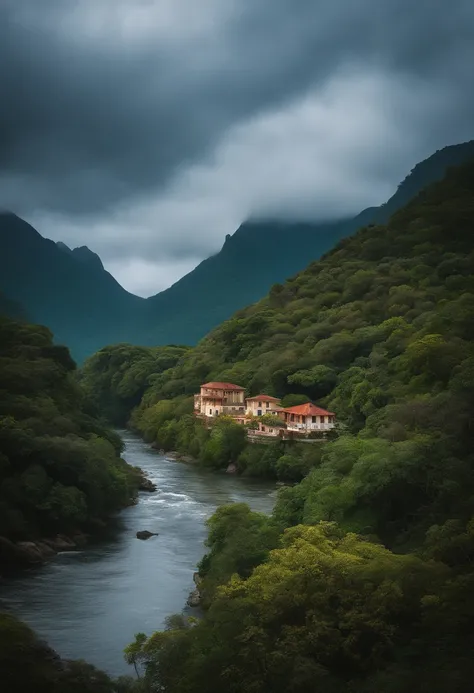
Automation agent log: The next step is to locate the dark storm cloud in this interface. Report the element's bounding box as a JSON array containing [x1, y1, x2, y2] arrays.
[[1, 1, 474, 295], [1, 0, 473, 215]]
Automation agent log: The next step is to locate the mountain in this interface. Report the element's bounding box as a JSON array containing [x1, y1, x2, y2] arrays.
[[2, 140, 474, 360], [0, 290, 28, 321], [142, 139, 474, 345], [0, 212, 144, 362], [56, 241, 106, 272]]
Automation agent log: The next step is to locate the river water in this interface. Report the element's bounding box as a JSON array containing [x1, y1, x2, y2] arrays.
[[0, 432, 276, 675]]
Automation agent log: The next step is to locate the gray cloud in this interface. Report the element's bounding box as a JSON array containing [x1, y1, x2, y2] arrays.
[[1, 0, 474, 295]]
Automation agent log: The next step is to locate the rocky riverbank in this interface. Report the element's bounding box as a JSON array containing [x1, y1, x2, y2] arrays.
[[0, 532, 88, 574], [187, 571, 204, 608], [0, 469, 157, 575]]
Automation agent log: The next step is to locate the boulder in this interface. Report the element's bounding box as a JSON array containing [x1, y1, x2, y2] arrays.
[[0, 536, 23, 569], [136, 530, 158, 540], [226, 463, 237, 474], [15, 542, 45, 565], [139, 477, 157, 492], [70, 531, 88, 548], [43, 535, 76, 552], [186, 588, 201, 608], [35, 542, 56, 558]]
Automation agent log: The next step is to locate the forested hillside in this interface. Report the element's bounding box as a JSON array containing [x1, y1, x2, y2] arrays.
[[87, 159, 474, 691], [0, 317, 141, 569], [140, 139, 474, 345]]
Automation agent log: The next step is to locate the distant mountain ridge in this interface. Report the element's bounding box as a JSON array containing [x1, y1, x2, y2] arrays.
[[0, 212, 143, 362], [1, 140, 474, 360], [56, 241, 105, 272]]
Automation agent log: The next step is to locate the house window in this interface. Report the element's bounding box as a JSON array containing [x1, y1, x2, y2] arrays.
[[209, 409, 212, 415], [290, 414, 295, 422], [266, 402, 270, 408], [262, 426, 265, 431], [312, 416, 316, 423], [320, 416, 326, 424], [258, 402, 262, 407], [257, 409, 262, 416]]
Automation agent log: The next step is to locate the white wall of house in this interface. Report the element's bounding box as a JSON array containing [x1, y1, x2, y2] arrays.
[[245, 400, 279, 416]]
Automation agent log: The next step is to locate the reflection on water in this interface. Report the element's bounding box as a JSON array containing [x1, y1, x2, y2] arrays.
[[0, 432, 276, 674]]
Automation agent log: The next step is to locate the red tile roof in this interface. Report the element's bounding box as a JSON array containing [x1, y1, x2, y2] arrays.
[[283, 403, 335, 417], [246, 394, 280, 402], [201, 382, 245, 390]]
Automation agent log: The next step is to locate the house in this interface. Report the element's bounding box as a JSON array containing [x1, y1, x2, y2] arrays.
[[245, 394, 281, 416], [194, 382, 246, 418], [193, 382, 336, 440], [280, 402, 336, 433]]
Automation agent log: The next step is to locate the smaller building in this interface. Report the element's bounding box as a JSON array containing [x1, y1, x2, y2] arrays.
[[194, 381, 246, 419], [245, 394, 281, 416], [280, 402, 336, 433]]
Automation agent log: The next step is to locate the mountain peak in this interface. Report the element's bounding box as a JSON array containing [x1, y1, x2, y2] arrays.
[[56, 241, 105, 271], [72, 246, 104, 271]]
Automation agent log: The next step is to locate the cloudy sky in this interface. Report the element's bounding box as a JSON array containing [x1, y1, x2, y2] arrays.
[[2, 0, 474, 296]]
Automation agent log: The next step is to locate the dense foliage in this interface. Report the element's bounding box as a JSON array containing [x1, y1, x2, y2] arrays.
[[121, 159, 474, 691], [0, 317, 140, 547], [0, 612, 141, 693], [81, 343, 189, 425], [132, 158, 474, 543]]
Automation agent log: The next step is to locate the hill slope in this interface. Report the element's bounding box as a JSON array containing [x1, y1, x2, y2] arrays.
[[93, 154, 474, 693], [142, 140, 474, 344], [129, 156, 474, 541]]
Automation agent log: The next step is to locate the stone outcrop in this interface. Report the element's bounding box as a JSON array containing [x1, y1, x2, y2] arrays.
[[0, 533, 84, 572], [136, 530, 158, 540], [187, 571, 203, 607], [139, 477, 157, 492], [187, 588, 201, 607]]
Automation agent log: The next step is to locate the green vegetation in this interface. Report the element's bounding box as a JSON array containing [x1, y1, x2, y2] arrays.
[[0, 612, 140, 693], [120, 159, 474, 691], [0, 317, 140, 553], [80, 343, 189, 425]]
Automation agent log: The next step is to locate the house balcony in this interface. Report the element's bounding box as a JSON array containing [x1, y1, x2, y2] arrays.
[[221, 406, 246, 416], [286, 422, 335, 432]]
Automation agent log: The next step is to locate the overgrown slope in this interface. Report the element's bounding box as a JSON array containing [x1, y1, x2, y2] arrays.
[[133, 158, 474, 542], [123, 158, 474, 693], [0, 317, 140, 561]]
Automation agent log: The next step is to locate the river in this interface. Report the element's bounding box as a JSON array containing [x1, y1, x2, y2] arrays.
[[0, 432, 276, 675]]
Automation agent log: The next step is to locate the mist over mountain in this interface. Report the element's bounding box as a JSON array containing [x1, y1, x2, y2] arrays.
[[1, 140, 474, 361]]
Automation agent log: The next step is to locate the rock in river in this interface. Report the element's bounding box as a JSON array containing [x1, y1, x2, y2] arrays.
[[136, 530, 158, 540], [139, 477, 157, 492]]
